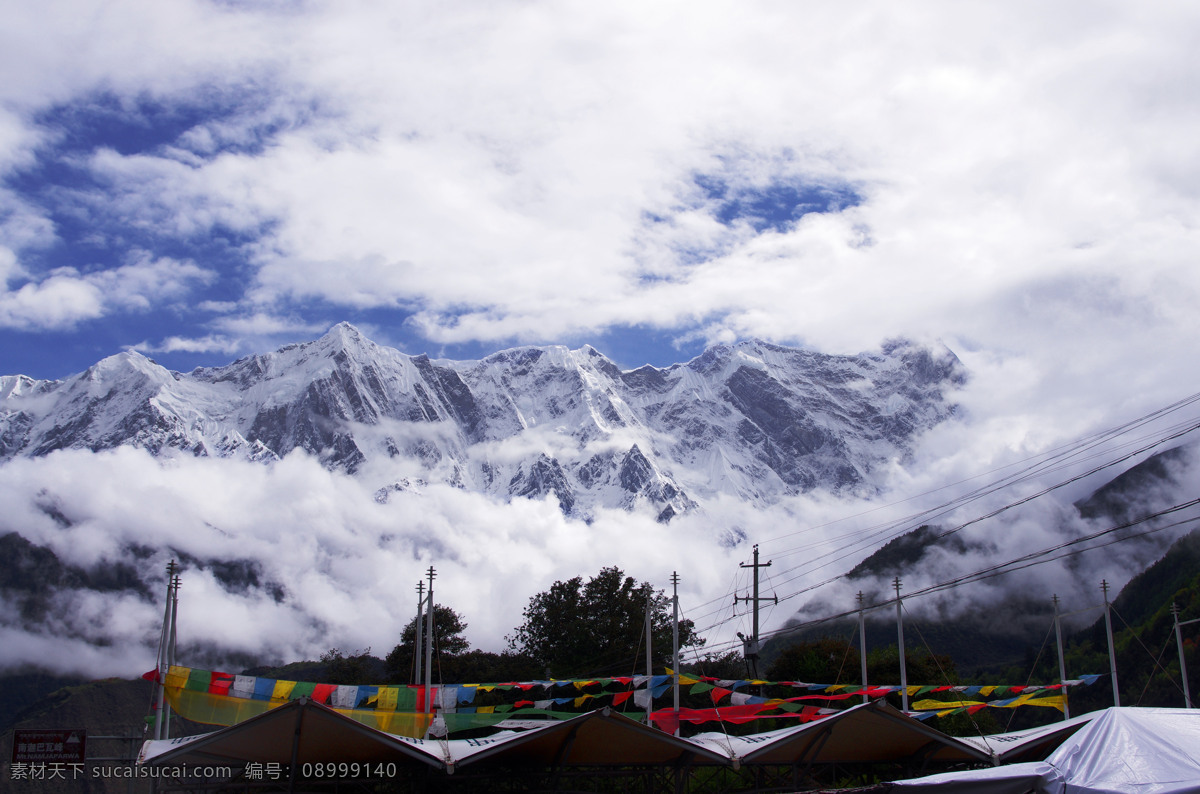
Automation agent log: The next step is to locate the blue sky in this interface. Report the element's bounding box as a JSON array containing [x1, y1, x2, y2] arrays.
[[2, 0, 1198, 422]]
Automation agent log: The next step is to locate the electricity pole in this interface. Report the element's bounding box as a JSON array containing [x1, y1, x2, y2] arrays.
[[1053, 594, 1070, 720], [734, 544, 776, 679], [857, 591, 869, 704], [414, 581, 425, 686], [153, 560, 179, 742], [1174, 603, 1197, 709], [1102, 580, 1119, 707], [424, 566, 436, 717], [895, 577, 908, 712], [671, 571, 680, 737]]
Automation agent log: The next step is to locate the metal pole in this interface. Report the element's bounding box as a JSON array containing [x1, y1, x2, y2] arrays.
[[1174, 603, 1193, 709], [1053, 595, 1070, 720], [895, 577, 908, 712], [736, 545, 775, 679], [414, 581, 425, 687], [169, 574, 179, 666], [858, 591, 869, 704], [751, 547, 760, 651], [153, 561, 177, 741], [671, 571, 680, 737], [424, 566, 436, 716], [1102, 580, 1120, 707], [164, 572, 179, 739], [645, 594, 654, 726]]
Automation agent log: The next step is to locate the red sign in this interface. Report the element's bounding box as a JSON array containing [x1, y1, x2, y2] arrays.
[[11, 729, 87, 763]]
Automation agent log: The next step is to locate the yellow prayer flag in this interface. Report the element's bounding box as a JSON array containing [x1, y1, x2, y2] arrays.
[[912, 699, 984, 710], [377, 686, 399, 712], [1022, 695, 1066, 712]]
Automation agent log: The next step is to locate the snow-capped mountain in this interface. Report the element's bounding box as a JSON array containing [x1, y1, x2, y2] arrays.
[[0, 324, 965, 520]]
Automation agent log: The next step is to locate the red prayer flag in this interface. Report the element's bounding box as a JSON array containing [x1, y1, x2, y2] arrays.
[[208, 671, 234, 695]]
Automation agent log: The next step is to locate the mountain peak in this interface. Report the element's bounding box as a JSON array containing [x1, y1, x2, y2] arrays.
[[299, 323, 391, 368], [317, 322, 367, 349], [0, 328, 965, 510], [85, 350, 170, 383]]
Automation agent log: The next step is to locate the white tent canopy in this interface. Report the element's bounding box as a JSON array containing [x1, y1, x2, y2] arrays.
[[957, 710, 1101, 765], [688, 701, 990, 766]]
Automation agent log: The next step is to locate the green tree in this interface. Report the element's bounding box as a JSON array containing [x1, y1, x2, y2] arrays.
[[320, 647, 376, 685], [766, 637, 861, 684], [507, 566, 704, 678], [436, 649, 544, 684], [684, 650, 748, 681], [385, 604, 470, 684]]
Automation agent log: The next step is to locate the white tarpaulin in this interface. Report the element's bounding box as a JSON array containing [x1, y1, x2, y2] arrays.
[[1047, 707, 1200, 793], [891, 707, 1200, 794]]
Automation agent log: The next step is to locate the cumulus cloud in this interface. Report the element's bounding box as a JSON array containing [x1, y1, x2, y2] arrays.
[[134, 334, 242, 356], [0, 252, 213, 331], [1, 1, 1197, 422], [3, 413, 1196, 678], [0, 448, 746, 676]]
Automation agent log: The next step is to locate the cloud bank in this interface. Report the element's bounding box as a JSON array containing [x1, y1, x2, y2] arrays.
[[3, 416, 1197, 679]]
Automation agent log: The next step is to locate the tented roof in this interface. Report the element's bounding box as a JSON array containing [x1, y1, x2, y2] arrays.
[[139, 701, 730, 772], [138, 697, 444, 769], [957, 710, 1099, 764], [139, 699, 997, 774], [444, 708, 730, 770], [689, 701, 991, 766]]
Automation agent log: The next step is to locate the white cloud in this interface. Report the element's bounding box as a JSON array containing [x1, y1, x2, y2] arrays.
[[2, 427, 1194, 678], [0, 447, 748, 676], [135, 334, 242, 355], [0, 253, 213, 331], [94, 251, 216, 310], [212, 312, 327, 338], [0, 269, 104, 330], [6, 1, 1189, 401]]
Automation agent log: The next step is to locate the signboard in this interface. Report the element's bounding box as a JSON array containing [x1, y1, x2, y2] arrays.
[[11, 729, 87, 764]]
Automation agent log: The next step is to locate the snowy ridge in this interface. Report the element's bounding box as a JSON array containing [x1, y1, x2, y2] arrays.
[[0, 324, 965, 520]]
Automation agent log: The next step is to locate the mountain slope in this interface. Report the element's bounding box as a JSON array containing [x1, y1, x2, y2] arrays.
[[0, 325, 965, 520]]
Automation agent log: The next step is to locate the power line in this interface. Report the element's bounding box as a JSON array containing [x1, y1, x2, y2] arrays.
[[689, 388, 1200, 656], [734, 500, 1200, 653]]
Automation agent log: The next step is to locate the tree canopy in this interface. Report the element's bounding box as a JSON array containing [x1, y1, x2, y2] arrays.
[[385, 604, 470, 684], [319, 647, 377, 685], [507, 566, 703, 678]]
